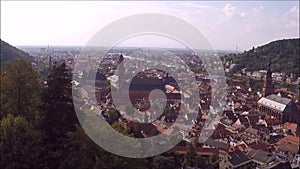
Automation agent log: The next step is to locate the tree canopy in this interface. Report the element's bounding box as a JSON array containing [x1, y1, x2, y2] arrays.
[[0, 58, 40, 122], [227, 38, 300, 77]]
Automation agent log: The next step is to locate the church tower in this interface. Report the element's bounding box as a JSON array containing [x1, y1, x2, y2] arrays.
[[48, 54, 52, 71], [262, 61, 274, 96], [118, 54, 125, 91], [48, 44, 52, 72]]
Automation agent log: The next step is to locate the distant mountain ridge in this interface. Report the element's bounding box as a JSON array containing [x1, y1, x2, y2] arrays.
[[229, 38, 300, 77], [1, 40, 34, 67]]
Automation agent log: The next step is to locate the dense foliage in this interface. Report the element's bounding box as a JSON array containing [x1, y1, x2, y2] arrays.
[[227, 38, 300, 77], [0, 58, 40, 122]]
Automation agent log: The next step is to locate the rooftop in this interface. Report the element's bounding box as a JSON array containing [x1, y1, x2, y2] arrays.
[[258, 94, 292, 112], [228, 150, 252, 167], [266, 94, 292, 105], [277, 135, 300, 145], [246, 149, 276, 164], [204, 138, 230, 150]]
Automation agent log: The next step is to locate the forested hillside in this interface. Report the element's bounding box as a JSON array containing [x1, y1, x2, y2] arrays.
[[1, 40, 34, 67], [228, 38, 300, 77]]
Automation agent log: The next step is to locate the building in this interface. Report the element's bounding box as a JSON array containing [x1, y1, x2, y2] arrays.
[[258, 94, 300, 124], [258, 160, 292, 169], [276, 135, 300, 154], [262, 61, 274, 97], [246, 149, 277, 166], [203, 138, 230, 162], [242, 127, 259, 141], [118, 54, 125, 91], [258, 61, 300, 124], [219, 150, 253, 169], [203, 138, 230, 152]]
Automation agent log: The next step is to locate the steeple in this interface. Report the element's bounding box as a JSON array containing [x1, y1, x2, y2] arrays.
[[266, 61, 271, 78], [49, 54, 52, 71], [119, 53, 124, 64], [48, 44, 52, 72], [262, 61, 274, 96], [118, 54, 125, 91]]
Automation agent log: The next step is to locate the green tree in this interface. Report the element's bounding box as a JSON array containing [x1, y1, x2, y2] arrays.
[[61, 126, 147, 169], [39, 63, 79, 169], [58, 126, 100, 169], [40, 63, 78, 139], [0, 58, 40, 122], [0, 114, 43, 169], [229, 38, 299, 77]]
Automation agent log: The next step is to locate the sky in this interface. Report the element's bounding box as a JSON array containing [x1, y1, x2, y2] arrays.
[[1, 1, 299, 50]]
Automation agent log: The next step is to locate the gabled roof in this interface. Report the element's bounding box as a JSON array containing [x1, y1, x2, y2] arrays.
[[246, 149, 276, 164], [228, 150, 251, 167], [258, 94, 292, 112], [266, 94, 292, 105]]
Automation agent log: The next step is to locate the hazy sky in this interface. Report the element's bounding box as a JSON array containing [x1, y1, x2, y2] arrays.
[[1, 1, 299, 50]]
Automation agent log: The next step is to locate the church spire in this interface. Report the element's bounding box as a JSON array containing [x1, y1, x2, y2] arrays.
[[49, 54, 52, 71], [263, 60, 274, 96], [266, 61, 271, 77], [118, 54, 125, 91]]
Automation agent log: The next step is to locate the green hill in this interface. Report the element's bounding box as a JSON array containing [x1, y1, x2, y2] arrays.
[[1, 40, 34, 67], [228, 38, 300, 77]]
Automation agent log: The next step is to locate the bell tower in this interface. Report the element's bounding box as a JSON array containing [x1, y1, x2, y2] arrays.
[[262, 61, 274, 96], [118, 54, 125, 91]]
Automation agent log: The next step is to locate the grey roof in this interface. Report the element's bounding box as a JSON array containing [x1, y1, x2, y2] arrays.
[[258, 94, 299, 114], [258, 94, 292, 113], [229, 150, 251, 167], [246, 149, 276, 164], [266, 94, 292, 105], [259, 160, 292, 169]]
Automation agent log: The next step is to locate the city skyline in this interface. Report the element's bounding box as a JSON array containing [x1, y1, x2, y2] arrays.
[[1, 1, 299, 50]]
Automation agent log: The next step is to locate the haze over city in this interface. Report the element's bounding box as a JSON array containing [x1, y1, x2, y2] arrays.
[[1, 1, 299, 50]]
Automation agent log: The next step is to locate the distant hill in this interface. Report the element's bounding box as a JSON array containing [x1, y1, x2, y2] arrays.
[[1, 40, 34, 67], [228, 38, 300, 77]]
